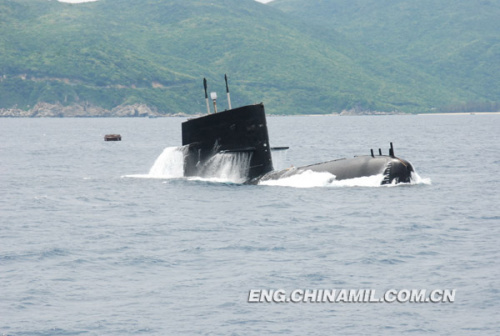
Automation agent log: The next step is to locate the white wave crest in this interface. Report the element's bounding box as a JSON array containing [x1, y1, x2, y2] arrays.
[[147, 146, 186, 178], [410, 171, 432, 185], [124, 146, 185, 179]]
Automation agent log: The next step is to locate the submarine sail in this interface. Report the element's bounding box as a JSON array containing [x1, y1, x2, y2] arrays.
[[182, 103, 274, 181]]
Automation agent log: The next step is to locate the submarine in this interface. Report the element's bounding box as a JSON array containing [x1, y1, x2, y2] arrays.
[[181, 76, 415, 185]]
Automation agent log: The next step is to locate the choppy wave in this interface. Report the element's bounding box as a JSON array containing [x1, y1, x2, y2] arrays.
[[4, 117, 494, 336]]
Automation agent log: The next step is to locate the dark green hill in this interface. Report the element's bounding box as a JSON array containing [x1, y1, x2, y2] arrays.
[[0, 0, 490, 115], [271, 0, 500, 112]]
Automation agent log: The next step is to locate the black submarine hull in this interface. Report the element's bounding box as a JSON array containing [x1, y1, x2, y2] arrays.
[[181, 103, 414, 185], [255, 155, 414, 185]]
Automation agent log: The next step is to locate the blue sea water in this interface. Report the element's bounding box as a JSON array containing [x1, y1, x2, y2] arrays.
[[1, 114, 499, 335]]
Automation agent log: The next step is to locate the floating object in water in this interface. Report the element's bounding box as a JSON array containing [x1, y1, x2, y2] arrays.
[[179, 77, 415, 185], [104, 134, 121, 141]]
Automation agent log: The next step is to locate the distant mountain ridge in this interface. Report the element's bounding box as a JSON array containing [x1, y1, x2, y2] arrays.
[[271, 0, 500, 112], [0, 0, 497, 116]]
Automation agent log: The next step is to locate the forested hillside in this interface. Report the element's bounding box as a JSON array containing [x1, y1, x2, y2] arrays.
[[0, 0, 495, 115], [272, 0, 500, 112]]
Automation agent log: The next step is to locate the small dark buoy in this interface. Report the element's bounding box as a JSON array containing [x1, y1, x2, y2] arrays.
[[104, 134, 121, 141]]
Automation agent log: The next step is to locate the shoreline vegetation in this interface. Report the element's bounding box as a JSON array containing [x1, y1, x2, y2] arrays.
[[2, 0, 499, 116], [0, 102, 179, 118], [1, 102, 498, 118]]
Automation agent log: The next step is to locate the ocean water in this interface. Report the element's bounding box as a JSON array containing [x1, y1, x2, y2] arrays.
[[1, 114, 499, 335]]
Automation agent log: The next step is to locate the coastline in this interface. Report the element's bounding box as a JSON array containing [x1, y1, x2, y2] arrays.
[[0, 102, 189, 118], [1, 102, 499, 117], [417, 112, 500, 116]]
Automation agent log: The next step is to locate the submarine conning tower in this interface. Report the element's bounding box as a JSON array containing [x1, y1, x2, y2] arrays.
[[181, 103, 274, 180]]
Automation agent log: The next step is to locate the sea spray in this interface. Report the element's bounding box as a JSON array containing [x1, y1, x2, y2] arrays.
[[410, 171, 432, 185], [125, 147, 253, 182], [199, 152, 253, 183], [259, 170, 384, 188], [147, 146, 186, 178], [259, 169, 431, 188]]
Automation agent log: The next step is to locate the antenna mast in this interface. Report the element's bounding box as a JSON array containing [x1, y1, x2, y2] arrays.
[[203, 78, 211, 114], [225, 74, 232, 110]]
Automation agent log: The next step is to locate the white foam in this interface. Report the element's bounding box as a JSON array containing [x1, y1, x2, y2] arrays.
[[410, 171, 432, 185], [124, 147, 252, 183], [259, 170, 338, 188], [124, 146, 185, 179], [259, 170, 383, 188], [147, 146, 186, 178], [259, 169, 431, 188], [199, 152, 253, 183]]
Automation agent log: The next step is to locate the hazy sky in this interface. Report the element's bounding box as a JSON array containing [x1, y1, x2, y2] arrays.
[[58, 0, 98, 3], [58, 0, 274, 3]]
